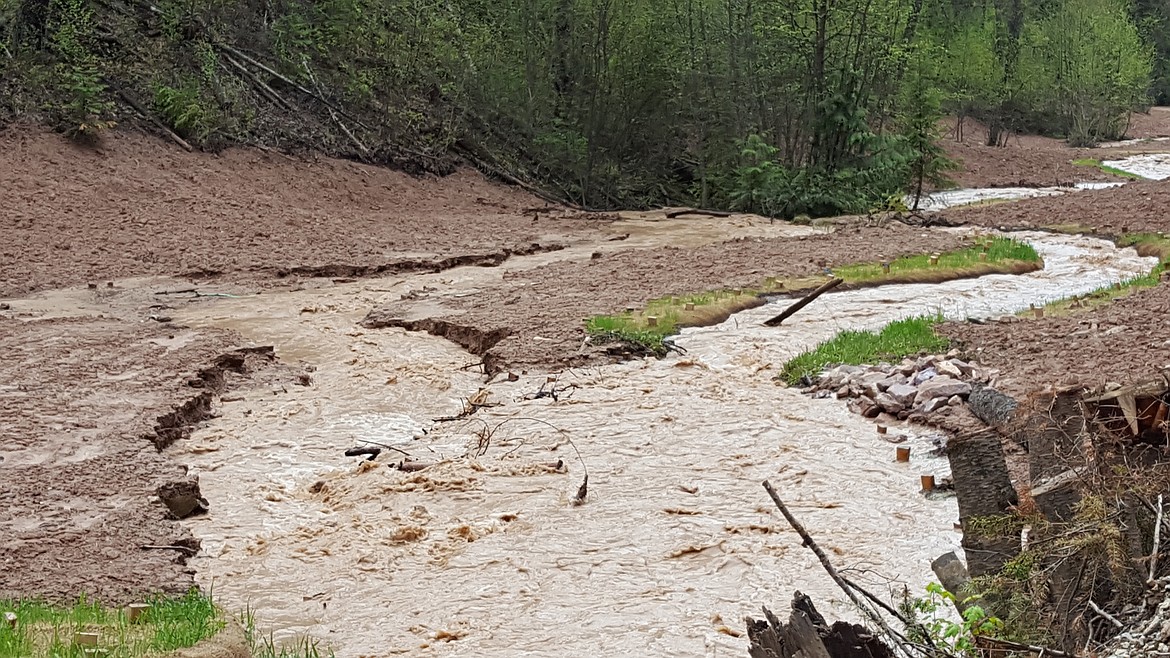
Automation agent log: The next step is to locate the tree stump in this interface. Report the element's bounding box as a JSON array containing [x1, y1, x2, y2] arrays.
[[947, 429, 1021, 578]]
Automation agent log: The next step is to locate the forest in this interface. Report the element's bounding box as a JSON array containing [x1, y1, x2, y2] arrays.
[[0, 0, 1161, 216]]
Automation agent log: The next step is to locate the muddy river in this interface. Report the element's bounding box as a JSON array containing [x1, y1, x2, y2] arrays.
[[165, 225, 1155, 657]]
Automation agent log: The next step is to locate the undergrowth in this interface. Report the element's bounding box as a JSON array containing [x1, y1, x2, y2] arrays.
[[779, 313, 949, 385], [1071, 158, 1142, 180]]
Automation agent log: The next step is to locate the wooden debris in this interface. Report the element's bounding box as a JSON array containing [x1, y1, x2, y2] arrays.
[[764, 278, 844, 327], [664, 208, 732, 219]]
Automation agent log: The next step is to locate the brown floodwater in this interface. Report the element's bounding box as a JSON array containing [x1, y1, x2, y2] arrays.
[[169, 228, 1154, 657]]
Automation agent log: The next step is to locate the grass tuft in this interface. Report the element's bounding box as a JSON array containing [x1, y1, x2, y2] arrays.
[[241, 606, 333, 658], [0, 590, 333, 658], [1071, 158, 1142, 180], [779, 314, 949, 385]]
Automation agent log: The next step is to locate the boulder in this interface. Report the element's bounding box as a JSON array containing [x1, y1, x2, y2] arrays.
[[856, 396, 880, 418], [887, 383, 918, 406], [936, 360, 964, 379], [912, 367, 938, 386], [874, 392, 905, 414], [915, 376, 971, 405], [920, 396, 950, 413]]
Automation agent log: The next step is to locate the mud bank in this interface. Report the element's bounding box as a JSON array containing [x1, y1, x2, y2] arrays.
[[0, 305, 284, 603]]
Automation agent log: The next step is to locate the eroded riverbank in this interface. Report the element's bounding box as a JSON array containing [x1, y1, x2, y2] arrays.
[[167, 229, 1154, 657]]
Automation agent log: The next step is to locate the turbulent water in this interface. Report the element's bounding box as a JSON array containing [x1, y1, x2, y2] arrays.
[[168, 225, 1155, 657]]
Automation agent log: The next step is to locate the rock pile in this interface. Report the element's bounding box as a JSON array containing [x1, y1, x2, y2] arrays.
[[803, 351, 995, 420], [1104, 579, 1170, 658]]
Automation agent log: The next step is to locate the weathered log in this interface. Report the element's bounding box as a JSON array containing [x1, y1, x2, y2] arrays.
[[664, 208, 733, 219], [1024, 387, 1088, 485], [764, 278, 844, 327], [946, 429, 1020, 578], [931, 552, 973, 612], [746, 592, 895, 658], [967, 384, 1018, 430]]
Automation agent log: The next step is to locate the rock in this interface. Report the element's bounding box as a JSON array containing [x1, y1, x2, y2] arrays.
[[936, 360, 963, 379], [887, 383, 918, 406], [914, 376, 971, 405], [950, 359, 975, 377], [878, 374, 906, 391], [947, 395, 963, 406], [856, 396, 880, 418], [156, 477, 209, 519], [874, 392, 905, 414], [919, 396, 950, 413], [836, 385, 850, 398], [913, 367, 938, 385]]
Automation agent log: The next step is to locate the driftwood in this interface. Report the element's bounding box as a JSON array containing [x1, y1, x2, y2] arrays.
[[747, 592, 896, 658], [664, 208, 733, 219], [762, 481, 923, 657], [764, 278, 843, 327]]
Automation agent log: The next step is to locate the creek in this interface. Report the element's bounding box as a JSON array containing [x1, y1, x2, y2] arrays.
[[172, 224, 1155, 657]]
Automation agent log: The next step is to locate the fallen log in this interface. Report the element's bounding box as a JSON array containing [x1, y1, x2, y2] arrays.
[[764, 278, 843, 327], [664, 208, 733, 219], [746, 591, 896, 658]]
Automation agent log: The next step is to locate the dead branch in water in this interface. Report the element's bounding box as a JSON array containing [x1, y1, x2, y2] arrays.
[[460, 416, 589, 504], [761, 480, 939, 658], [141, 544, 197, 556], [763, 277, 843, 327]]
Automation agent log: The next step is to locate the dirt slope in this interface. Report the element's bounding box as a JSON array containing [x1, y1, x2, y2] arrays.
[[0, 126, 604, 298]]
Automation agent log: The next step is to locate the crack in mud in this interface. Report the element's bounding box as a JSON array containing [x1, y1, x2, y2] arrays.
[[149, 346, 277, 450], [270, 243, 566, 280]]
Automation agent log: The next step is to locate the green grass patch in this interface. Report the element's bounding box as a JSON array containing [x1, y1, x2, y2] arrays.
[[1071, 158, 1142, 180], [586, 237, 1038, 357], [829, 236, 1039, 283], [0, 589, 222, 658], [779, 314, 949, 385], [586, 290, 764, 356], [0, 590, 333, 658]]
